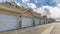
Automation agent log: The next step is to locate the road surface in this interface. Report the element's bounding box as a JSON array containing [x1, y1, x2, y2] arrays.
[[0, 22, 60, 34], [50, 22, 60, 34]]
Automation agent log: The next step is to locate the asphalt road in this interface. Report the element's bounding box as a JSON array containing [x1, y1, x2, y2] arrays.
[[50, 22, 60, 34], [6, 23, 55, 34], [0, 22, 60, 34]]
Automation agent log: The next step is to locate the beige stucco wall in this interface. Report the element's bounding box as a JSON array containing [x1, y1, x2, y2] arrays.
[[0, 9, 20, 15]]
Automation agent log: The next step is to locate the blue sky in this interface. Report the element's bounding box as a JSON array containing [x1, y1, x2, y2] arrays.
[[15, 0, 56, 8]]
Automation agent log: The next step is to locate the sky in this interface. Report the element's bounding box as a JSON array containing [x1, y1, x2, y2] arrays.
[[15, 0, 56, 8], [15, 0, 60, 20], [0, 0, 60, 20]]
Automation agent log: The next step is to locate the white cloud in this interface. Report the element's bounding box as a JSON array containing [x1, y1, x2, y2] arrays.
[[52, 0, 60, 19], [57, 4, 60, 6], [34, 5, 60, 18], [53, 0, 60, 4], [27, 3, 37, 9], [22, 0, 30, 3], [56, 4, 60, 8], [35, 0, 38, 3], [50, 7, 60, 18], [34, 7, 46, 16], [34, 6, 52, 18], [15, 1, 21, 6]]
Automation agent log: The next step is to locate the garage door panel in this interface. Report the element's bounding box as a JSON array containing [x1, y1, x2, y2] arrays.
[[0, 14, 18, 31], [22, 17, 33, 28], [41, 19, 45, 24], [34, 18, 40, 25]]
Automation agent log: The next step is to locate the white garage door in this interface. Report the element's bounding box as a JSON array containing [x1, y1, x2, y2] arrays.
[[0, 14, 18, 31], [34, 18, 40, 25], [41, 19, 45, 24], [22, 17, 33, 28]]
